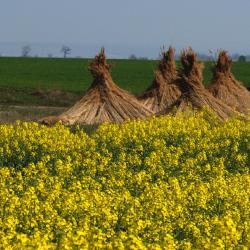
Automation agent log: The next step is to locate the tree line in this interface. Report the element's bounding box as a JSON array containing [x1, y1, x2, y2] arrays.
[[0, 45, 248, 61], [21, 45, 72, 58]]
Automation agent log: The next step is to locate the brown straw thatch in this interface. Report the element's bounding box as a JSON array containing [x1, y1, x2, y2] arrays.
[[40, 48, 153, 125], [138, 47, 181, 113], [208, 51, 250, 114], [158, 48, 235, 120]]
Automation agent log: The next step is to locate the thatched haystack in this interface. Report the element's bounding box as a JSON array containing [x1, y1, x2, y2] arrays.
[[159, 48, 235, 120], [208, 51, 250, 114], [138, 47, 181, 113], [41, 48, 152, 125]]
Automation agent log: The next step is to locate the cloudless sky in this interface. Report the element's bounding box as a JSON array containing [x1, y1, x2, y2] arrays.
[[0, 0, 250, 57]]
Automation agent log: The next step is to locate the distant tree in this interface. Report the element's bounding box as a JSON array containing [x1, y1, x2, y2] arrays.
[[61, 46, 71, 58], [231, 53, 240, 60], [238, 55, 246, 62], [48, 53, 53, 58], [129, 54, 137, 60], [21, 45, 31, 57], [138, 56, 148, 60], [197, 53, 211, 61]]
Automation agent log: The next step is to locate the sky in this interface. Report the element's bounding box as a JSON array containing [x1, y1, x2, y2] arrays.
[[0, 0, 250, 58]]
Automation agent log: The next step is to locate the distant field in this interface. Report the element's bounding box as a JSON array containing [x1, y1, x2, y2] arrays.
[[0, 57, 249, 106]]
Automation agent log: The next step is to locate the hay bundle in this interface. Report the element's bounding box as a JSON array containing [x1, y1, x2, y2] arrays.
[[41, 48, 152, 125], [138, 47, 181, 113], [159, 48, 235, 120], [208, 51, 250, 114]]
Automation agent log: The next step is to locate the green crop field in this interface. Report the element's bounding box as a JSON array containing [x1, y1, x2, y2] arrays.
[[0, 57, 249, 106]]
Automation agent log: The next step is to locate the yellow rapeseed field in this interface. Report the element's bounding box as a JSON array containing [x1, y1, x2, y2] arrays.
[[0, 113, 249, 249]]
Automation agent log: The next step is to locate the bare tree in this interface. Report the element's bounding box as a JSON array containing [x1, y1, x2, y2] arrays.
[[129, 54, 137, 60], [238, 55, 246, 62], [21, 45, 31, 57], [61, 46, 71, 58]]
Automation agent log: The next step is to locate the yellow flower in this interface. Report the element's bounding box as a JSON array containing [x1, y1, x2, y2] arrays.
[[0, 114, 248, 249]]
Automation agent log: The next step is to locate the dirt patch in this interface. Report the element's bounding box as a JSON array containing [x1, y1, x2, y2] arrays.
[[31, 89, 79, 106], [0, 86, 80, 107], [0, 105, 66, 124]]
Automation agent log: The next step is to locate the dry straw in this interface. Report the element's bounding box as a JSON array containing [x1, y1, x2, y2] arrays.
[[158, 48, 236, 120], [208, 50, 250, 114], [138, 47, 181, 113], [41, 48, 152, 125]]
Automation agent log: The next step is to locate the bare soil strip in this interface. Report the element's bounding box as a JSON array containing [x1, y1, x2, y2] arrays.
[[0, 105, 66, 123]]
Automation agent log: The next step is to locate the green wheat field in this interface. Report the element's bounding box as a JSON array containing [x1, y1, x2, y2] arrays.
[[0, 57, 249, 107]]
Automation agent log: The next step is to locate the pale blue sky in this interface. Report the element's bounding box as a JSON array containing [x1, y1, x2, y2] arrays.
[[0, 0, 250, 57]]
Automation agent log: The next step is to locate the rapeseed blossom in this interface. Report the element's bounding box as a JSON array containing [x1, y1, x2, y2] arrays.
[[0, 113, 249, 249]]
